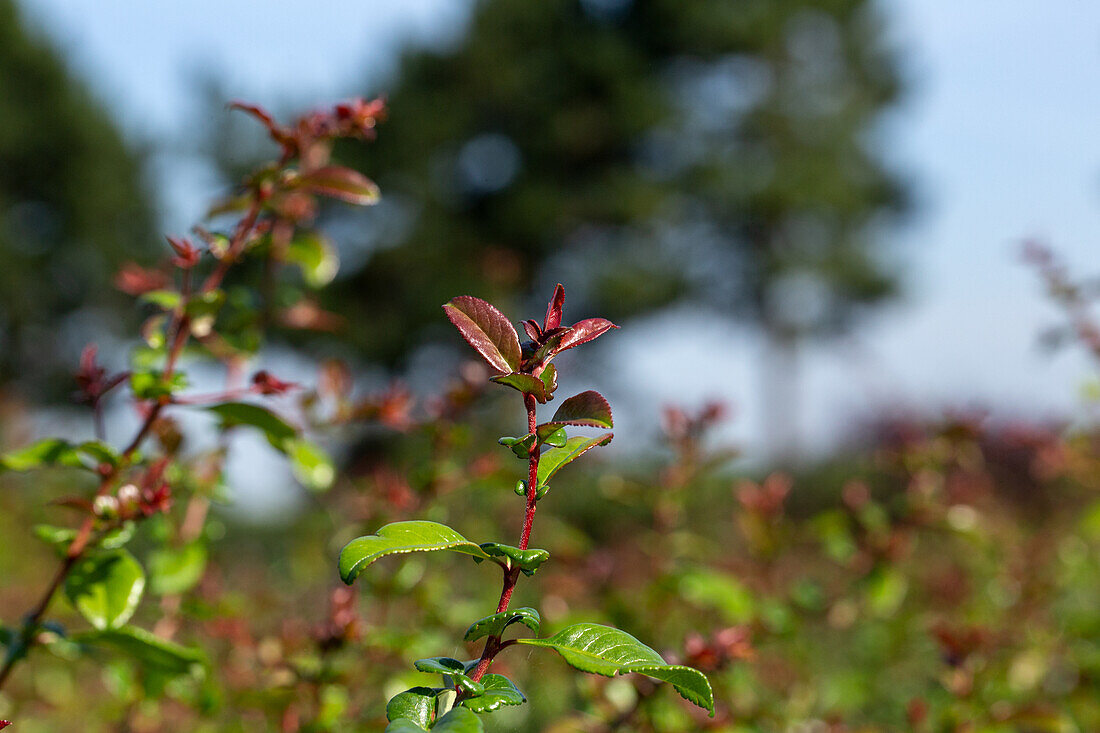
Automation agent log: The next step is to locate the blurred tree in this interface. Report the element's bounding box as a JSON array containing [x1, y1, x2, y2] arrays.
[[0, 0, 155, 397], [204, 0, 907, 456]]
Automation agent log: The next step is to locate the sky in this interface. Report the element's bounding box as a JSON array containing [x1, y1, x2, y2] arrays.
[[17, 0, 1100, 465]]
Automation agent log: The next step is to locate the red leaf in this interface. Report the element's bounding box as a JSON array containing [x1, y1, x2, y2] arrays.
[[0, 720, 11, 729], [299, 166, 380, 206], [543, 283, 566, 331], [443, 296, 522, 374], [522, 319, 542, 341], [556, 318, 618, 353], [549, 390, 613, 428]]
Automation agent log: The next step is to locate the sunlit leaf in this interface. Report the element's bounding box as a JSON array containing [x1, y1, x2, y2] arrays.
[[556, 318, 618, 352], [205, 402, 297, 449], [287, 438, 335, 491], [489, 373, 548, 403], [287, 232, 339, 287], [519, 623, 713, 714], [536, 434, 613, 486], [386, 687, 437, 728], [475, 543, 549, 576], [148, 542, 207, 596], [443, 296, 521, 373], [460, 673, 526, 713], [339, 521, 490, 584], [64, 550, 145, 630]]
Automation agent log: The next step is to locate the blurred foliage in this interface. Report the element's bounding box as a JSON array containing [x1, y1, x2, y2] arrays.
[[3, 379, 1100, 730], [203, 0, 907, 369], [0, 0, 155, 396]]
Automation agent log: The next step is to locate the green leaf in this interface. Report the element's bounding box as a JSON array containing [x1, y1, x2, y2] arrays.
[[386, 687, 437, 728], [540, 363, 558, 397], [414, 657, 466, 675], [0, 438, 117, 472], [148, 542, 207, 595], [78, 626, 204, 676], [475, 543, 550, 576], [540, 427, 568, 448], [443, 296, 522, 374], [64, 550, 145, 630], [548, 390, 613, 428], [139, 290, 182, 310], [428, 707, 484, 732], [34, 521, 135, 556], [498, 433, 536, 459], [131, 370, 188, 400], [205, 402, 297, 449], [518, 623, 714, 714], [489, 373, 547, 403], [287, 232, 339, 287], [460, 673, 526, 713], [536, 434, 613, 486], [287, 438, 335, 491], [339, 521, 490, 584], [385, 720, 428, 733], [464, 608, 540, 642]]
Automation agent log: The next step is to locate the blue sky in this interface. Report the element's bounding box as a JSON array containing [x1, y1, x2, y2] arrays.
[[18, 0, 1100, 459]]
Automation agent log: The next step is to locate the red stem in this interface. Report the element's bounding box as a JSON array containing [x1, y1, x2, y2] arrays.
[[466, 394, 540, 685]]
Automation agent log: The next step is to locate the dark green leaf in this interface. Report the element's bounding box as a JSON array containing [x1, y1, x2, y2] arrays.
[[414, 657, 466, 675], [443, 296, 521, 374], [385, 720, 427, 733], [428, 707, 483, 732], [287, 232, 339, 287], [475, 543, 550, 576], [464, 608, 540, 642], [205, 402, 297, 449], [489, 373, 547, 403], [460, 673, 526, 713], [339, 521, 490, 584], [386, 687, 436, 727], [148, 542, 207, 595], [518, 623, 713, 714], [536, 434, 613, 486], [64, 550, 145, 630], [78, 626, 204, 676], [540, 427, 568, 448], [498, 433, 536, 458]]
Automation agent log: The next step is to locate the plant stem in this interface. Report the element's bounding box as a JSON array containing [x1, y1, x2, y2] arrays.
[[0, 204, 262, 694], [466, 394, 540, 685]]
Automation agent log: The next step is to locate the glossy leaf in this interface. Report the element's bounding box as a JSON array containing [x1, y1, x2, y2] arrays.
[[460, 673, 526, 713], [540, 427, 568, 448], [78, 626, 204, 675], [557, 318, 618, 352], [414, 656, 466, 675], [299, 165, 380, 205], [339, 521, 490, 584], [476, 543, 550, 576], [64, 550, 145, 630], [464, 607, 540, 642], [443, 296, 521, 374], [287, 438, 335, 491], [544, 284, 566, 330], [386, 687, 436, 728], [549, 391, 613, 429], [386, 707, 483, 733], [148, 542, 207, 596], [536, 434, 613, 486], [498, 433, 536, 459], [518, 623, 714, 714], [205, 402, 297, 450], [489, 372, 548, 403], [287, 232, 339, 287]]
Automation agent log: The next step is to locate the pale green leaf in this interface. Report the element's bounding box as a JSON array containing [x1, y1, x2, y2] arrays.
[[339, 522, 490, 584]]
